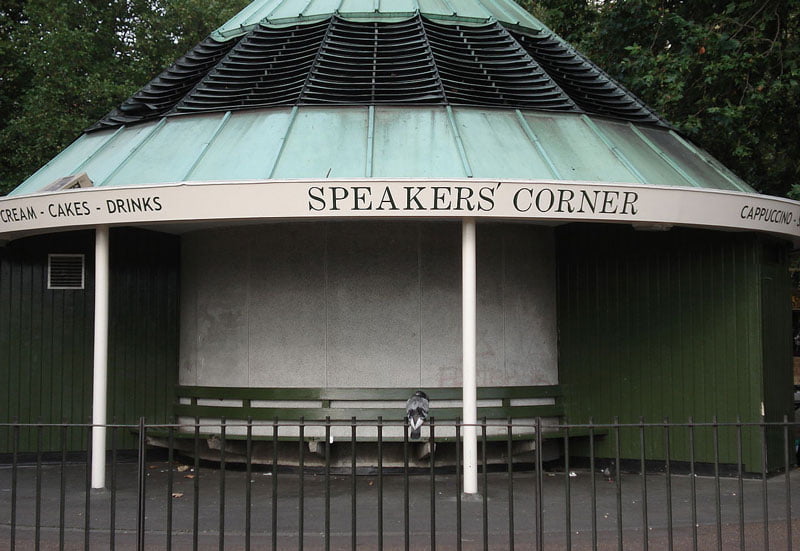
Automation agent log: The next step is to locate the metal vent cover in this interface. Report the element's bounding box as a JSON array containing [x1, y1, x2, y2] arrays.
[[300, 17, 445, 105], [424, 20, 575, 110], [48, 254, 85, 290], [91, 15, 667, 131], [178, 19, 329, 111], [511, 32, 662, 124], [89, 38, 238, 131]]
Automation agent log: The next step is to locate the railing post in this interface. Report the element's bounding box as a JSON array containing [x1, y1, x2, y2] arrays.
[[430, 417, 437, 551], [297, 417, 304, 551], [377, 416, 383, 551], [110, 419, 119, 549], [60, 421, 68, 550], [403, 416, 410, 551], [219, 417, 227, 551], [506, 418, 514, 551], [136, 416, 146, 551], [783, 414, 792, 550], [325, 416, 331, 551], [10, 419, 18, 551], [272, 417, 279, 551], [166, 421, 173, 551], [535, 416, 543, 550], [351, 416, 357, 551]]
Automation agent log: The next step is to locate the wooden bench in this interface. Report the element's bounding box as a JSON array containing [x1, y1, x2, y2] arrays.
[[142, 385, 607, 465], [166, 384, 599, 441]]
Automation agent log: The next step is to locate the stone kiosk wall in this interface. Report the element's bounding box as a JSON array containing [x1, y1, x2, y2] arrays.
[[179, 221, 558, 389]]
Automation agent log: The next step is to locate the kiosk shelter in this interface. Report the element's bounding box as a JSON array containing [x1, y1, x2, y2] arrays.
[[0, 0, 796, 484]]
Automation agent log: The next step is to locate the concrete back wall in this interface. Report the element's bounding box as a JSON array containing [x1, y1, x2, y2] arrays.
[[179, 221, 557, 388]]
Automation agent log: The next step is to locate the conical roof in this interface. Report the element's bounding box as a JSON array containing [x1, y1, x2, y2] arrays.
[[9, 0, 756, 196], [87, 1, 664, 131]]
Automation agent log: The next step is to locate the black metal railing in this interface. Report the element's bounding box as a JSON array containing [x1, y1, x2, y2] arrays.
[[0, 418, 798, 550]]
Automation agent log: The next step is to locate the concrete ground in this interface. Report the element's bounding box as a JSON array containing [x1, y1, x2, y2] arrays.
[[1, 459, 799, 550]]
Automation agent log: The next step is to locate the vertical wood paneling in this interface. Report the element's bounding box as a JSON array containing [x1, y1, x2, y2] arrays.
[[557, 225, 790, 472], [760, 243, 794, 470], [0, 232, 94, 450], [0, 228, 179, 452], [0, 247, 10, 451], [107, 228, 180, 449]]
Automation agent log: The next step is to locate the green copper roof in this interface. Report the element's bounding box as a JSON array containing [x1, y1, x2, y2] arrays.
[[211, 0, 549, 40], [10, 106, 753, 196], [7, 1, 755, 197]]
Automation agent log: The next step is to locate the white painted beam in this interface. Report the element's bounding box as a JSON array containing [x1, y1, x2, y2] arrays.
[[91, 225, 110, 489], [462, 218, 478, 494]]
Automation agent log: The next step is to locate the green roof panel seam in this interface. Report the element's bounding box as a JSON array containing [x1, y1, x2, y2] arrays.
[[72, 125, 127, 177], [446, 105, 473, 178], [366, 105, 375, 177], [465, 0, 496, 21], [9, 134, 89, 196], [668, 130, 751, 193], [266, 105, 300, 178], [483, 0, 518, 27], [183, 111, 232, 181], [441, 0, 457, 15], [514, 109, 560, 179], [581, 115, 646, 185], [96, 118, 167, 187], [628, 123, 701, 189]]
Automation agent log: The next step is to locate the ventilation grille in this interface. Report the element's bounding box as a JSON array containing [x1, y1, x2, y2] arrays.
[[302, 18, 444, 105], [89, 38, 238, 131], [178, 19, 329, 111], [512, 32, 663, 124], [91, 15, 667, 130], [425, 20, 575, 110], [48, 254, 85, 290]]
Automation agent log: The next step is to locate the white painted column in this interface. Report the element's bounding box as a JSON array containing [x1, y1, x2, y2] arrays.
[[462, 218, 478, 494], [91, 225, 110, 489]]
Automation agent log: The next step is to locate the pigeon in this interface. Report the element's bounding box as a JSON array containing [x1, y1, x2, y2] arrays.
[[405, 390, 429, 440]]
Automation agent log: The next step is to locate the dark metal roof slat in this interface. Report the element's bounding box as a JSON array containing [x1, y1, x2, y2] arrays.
[[89, 15, 668, 129]]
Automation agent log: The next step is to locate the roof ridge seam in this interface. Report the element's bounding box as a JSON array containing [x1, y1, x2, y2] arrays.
[[501, 22, 580, 113], [168, 35, 248, 116], [416, 15, 450, 104], [296, 16, 340, 105]]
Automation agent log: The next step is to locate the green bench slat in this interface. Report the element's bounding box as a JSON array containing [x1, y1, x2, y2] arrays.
[[146, 430, 593, 443], [176, 385, 563, 401], [146, 426, 607, 442], [174, 404, 565, 422], [157, 385, 611, 444]]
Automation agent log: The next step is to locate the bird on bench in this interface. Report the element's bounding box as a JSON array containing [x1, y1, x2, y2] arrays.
[[406, 390, 429, 440]]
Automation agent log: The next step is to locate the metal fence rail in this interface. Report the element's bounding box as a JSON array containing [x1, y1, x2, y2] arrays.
[[0, 418, 798, 550]]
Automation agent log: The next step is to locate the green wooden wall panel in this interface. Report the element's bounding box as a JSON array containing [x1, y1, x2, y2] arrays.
[[106, 228, 180, 448], [0, 250, 9, 451], [0, 232, 94, 450], [556, 225, 790, 472], [760, 243, 794, 470], [0, 228, 180, 452]]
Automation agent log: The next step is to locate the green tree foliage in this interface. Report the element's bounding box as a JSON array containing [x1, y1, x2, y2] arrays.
[[525, 0, 800, 198], [0, 0, 248, 194]]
